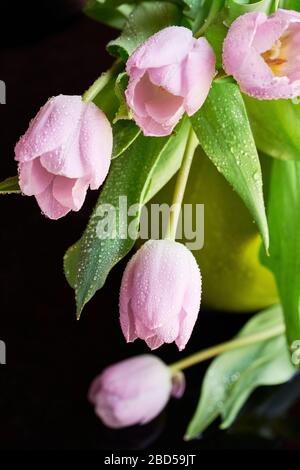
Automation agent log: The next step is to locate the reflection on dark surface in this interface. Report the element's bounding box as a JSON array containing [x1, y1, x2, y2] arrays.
[[1, 0, 300, 450], [229, 372, 300, 445]]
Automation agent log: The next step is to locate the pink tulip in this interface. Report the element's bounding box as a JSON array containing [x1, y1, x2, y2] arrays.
[[119, 240, 201, 351], [15, 95, 112, 219], [125, 26, 216, 136], [88, 355, 185, 429], [223, 9, 300, 99]]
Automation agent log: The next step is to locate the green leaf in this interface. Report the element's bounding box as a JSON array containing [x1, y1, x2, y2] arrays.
[[220, 338, 293, 428], [112, 120, 141, 159], [261, 159, 300, 347], [244, 96, 300, 161], [64, 130, 184, 317], [183, 0, 225, 33], [92, 71, 121, 122], [225, 0, 275, 26], [107, 2, 182, 59], [205, 18, 228, 69], [0, 176, 21, 194], [84, 0, 135, 30], [279, 0, 300, 11], [185, 305, 294, 440], [113, 72, 131, 122], [181, 0, 208, 31], [190, 81, 269, 251], [196, 0, 226, 33], [182, 0, 206, 18]]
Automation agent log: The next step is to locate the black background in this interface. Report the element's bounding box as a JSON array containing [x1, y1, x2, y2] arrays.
[[1, 0, 300, 451]]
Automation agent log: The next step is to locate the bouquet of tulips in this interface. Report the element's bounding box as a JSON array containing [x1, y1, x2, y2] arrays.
[[1, 0, 300, 439]]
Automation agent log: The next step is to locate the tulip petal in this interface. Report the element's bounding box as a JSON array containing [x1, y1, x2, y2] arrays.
[[133, 114, 178, 137], [80, 102, 112, 190], [233, 48, 274, 91], [35, 183, 70, 220], [183, 38, 216, 116], [38, 101, 112, 183], [175, 257, 201, 351], [175, 309, 194, 352], [14, 94, 113, 220], [152, 317, 180, 345], [120, 240, 201, 350], [39, 143, 86, 179], [52, 176, 89, 212], [130, 241, 190, 330], [275, 8, 300, 23], [147, 63, 183, 96], [95, 395, 123, 428], [134, 315, 155, 340], [243, 75, 300, 99], [15, 95, 83, 163], [89, 355, 172, 428], [100, 356, 168, 396], [132, 72, 184, 122], [119, 256, 139, 343], [18, 159, 54, 196], [223, 12, 267, 78], [252, 14, 289, 53], [223, 10, 300, 100], [124, 67, 145, 112], [97, 374, 169, 427], [126, 26, 194, 71], [130, 72, 153, 118], [145, 335, 165, 350], [125, 26, 215, 136], [145, 90, 184, 125]]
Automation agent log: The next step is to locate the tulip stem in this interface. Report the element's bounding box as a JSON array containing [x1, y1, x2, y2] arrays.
[[165, 127, 198, 241], [169, 323, 285, 373], [82, 59, 122, 103]]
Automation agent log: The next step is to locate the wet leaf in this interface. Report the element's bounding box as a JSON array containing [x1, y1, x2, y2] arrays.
[[113, 72, 131, 123], [112, 121, 140, 159], [244, 96, 300, 161], [84, 0, 135, 30], [107, 2, 182, 59], [64, 122, 189, 318], [0, 176, 20, 194], [261, 159, 300, 347], [205, 18, 228, 69], [225, 0, 275, 26], [280, 0, 300, 11], [190, 81, 269, 251], [186, 305, 294, 440]]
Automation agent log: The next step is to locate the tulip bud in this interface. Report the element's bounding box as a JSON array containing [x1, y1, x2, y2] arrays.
[[119, 240, 202, 351], [88, 355, 185, 429], [125, 26, 216, 136], [223, 9, 300, 99], [15, 95, 112, 219]]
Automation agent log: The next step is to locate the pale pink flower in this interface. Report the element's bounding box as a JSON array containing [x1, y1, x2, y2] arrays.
[[119, 240, 202, 351], [223, 9, 300, 99], [88, 355, 185, 428], [15, 95, 112, 219], [125, 26, 216, 136]]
